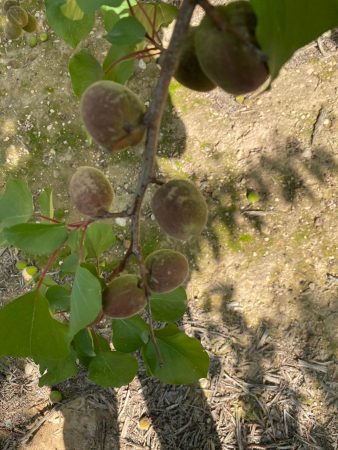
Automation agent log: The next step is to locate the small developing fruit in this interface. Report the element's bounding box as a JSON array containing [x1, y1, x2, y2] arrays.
[[151, 179, 208, 241], [145, 249, 189, 293], [50, 390, 63, 403], [102, 275, 147, 319], [39, 32, 48, 42], [7, 5, 28, 27], [5, 20, 22, 39], [3, 0, 18, 14], [81, 80, 145, 152], [22, 13, 37, 33], [69, 166, 114, 217], [194, 1, 269, 95], [174, 27, 215, 92]]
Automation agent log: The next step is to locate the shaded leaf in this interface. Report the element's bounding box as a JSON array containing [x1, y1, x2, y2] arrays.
[[150, 287, 187, 322], [38, 188, 54, 220], [72, 328, 95, 366], [100, 5, 120, 31], [78, 0, 123, 14], [0, 179, 33, 228], [142, 324, 209, 384], [0, 291, 69, 360], [88, 351, 138, 387], [112, 315, 149, 352], [69, 266, 102, 339], [132, 3, 178, 35], [103, 44, 135, 84], [251, 0, 338, 80], [46, 0, 94, 47], [106, 16, 146, 45], [38, 350, 78, 386], [46, 285, 71, 313], [69, 50, 104, 97], [4, 223, 68, 256], [85, 223, 116, 258]]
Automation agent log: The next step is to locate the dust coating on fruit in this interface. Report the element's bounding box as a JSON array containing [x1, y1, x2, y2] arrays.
[[145, 249, 189, 293], [22, 13, 37, 33], [7, 5, 28, 27], [195, 1, 269, 95], [69, 166, 114, 217], [174, 27, 215, 92], [151, 179, 208, 241], [5, 19, 22, 39], [102, 275, 147, 319], [80, 80, 146, 152]]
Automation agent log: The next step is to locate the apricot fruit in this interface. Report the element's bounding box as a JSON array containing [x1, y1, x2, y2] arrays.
[[145, 249, 189, 293], [22, 13, 37, 33], [195, 1, 269, 95], [69, 166, 114, 217], [5, 20, 22, 39], [3, 0, 18, 13], [80, 80, 145, 152], [174, 27, 215, 92], [7, 5, 28, 28], [103, 275, 147, 318], [151, 179, 208, 241]]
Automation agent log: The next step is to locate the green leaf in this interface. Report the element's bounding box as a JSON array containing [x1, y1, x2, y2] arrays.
[[150, 287, 187, 322], [46, 285, 71, 313], [251, 0, 338, 80], [0, 291, 69, 360], [0, 179, 33, 228], [38, 188, 54, 220], [60, 251, 80, 274], [69, 266, 102, 339], [111, 0, 137, 17], [46, 0, 95, 47], [142, 324, 209, 385], [88, 351, 138, 387], [61, 0, 84, 20], [69, 50, 104, 97], [103, 44, 135, 84], [4, 223, 68, 256], [91, 330, 111, 353], [84, 223, 116, 259], [38, 350, 78, 386], [78, 0, 123, 14], [72, 328, 95, 366], [106, 16, 146, 45], [132, 3, 178, 35], [112, 315, 149, 352], [100, 5, 120, 31]]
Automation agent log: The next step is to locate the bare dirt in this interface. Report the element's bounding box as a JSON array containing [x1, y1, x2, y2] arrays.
[[0, 1, 337, 449]]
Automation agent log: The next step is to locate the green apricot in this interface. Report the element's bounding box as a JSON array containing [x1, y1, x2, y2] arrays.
[[7, 5, 28, 28], [151, 179, 208, 241], [145, 249, 189, 293], [5, 20, 22, 39], [174, 27, 215, 92], [81, 80, 146, 152], [69, 166, 114, 217], [195, 1, 269, 95], [22, 13, 37, 33], [103, 275, 147, 318]]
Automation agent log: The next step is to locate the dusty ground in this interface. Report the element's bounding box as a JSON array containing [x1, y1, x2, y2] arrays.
[[0, 1, 337, 449]]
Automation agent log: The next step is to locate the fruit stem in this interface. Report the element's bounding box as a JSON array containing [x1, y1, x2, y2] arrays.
[[35, 214, 62, 224]]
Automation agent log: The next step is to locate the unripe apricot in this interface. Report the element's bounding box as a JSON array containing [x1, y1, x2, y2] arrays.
[[7, 5, 28, 27], [22, 13, 37, 33], [103, 275, 147, 318], [145, 249, 189, 293], [69, 166, 114, 217], [5, 20, 22, 39], [81, 80, 145, 152], [151, 180, 208, 241], [174, 27, 215, 92], [195, 2, 269, 95]]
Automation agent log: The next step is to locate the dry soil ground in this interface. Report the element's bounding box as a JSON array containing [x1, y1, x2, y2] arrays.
[[0, 1, 337, 449]]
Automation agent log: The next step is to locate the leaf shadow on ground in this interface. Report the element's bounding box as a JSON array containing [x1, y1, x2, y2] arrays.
[[184, 137, 337, 264], [196, 281, 337, 448]]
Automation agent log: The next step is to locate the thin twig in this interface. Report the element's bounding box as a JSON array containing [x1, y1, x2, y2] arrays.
[[35, 245, 65, 292], [104, 47, 160, 76], [35, 214, 62, 224], [135, 0, 163, 47]]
